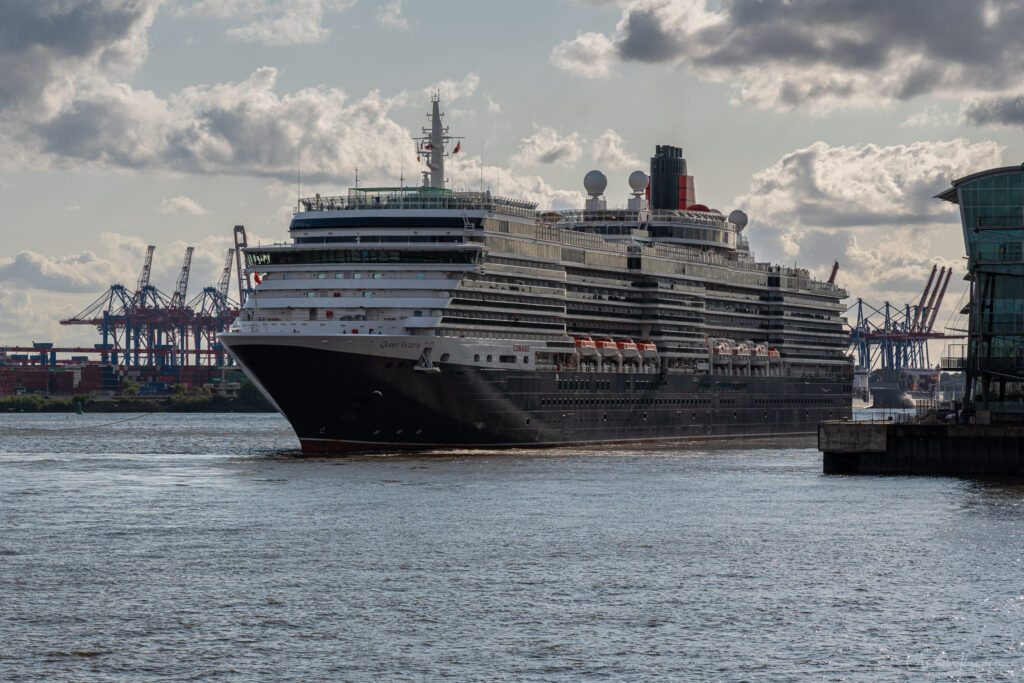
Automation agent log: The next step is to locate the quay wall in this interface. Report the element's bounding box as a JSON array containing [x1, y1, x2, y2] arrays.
[[819, 421, 1024, 475]]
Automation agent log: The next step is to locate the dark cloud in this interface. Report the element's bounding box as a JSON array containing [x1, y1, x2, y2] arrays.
[[555, 0, 1024, 111], [616, 6, 685, 62], [0, 1, 156, 114], [964, 96, 1024, 127]]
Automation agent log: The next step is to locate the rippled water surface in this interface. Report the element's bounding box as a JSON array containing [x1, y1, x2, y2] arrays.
[[2, 412, 1023, 680]]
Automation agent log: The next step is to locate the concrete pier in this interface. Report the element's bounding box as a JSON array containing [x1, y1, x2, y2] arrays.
[[819, 421, 1024, 475]]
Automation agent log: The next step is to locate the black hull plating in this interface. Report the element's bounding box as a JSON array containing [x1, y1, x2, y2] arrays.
[[231, 344, 853, 452]]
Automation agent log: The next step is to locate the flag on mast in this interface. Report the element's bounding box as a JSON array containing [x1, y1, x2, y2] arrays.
[[453, 141, 461, 154]]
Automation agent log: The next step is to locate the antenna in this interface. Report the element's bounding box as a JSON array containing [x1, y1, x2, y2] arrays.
[[354, 167, 359, 188], [297, 145, 301, 210]]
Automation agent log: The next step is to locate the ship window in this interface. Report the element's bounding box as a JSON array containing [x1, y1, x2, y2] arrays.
[[416, 273, 426, 279], [306, 292, 316, 298], [317, 273, 326, 279], [283, 274, 290, 280], [374, 273, 383, 279], [474, 354, 480, 362], [440, 353, 450, 362], [487, 355, 493, 362], [363, 292, 373, 297], [335, 273, 343, 279], [523, 356, 529, 364], [499, 355, 515, 363], [353, 273, 362, 279], [413, 310, 422, 317]]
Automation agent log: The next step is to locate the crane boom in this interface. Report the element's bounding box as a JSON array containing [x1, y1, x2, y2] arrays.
[[911, 264, 937, 332], [134, 245, 156, 297], [925, 267, 953, 333], [169, 246, 194, 309], [233, 225, 252, 306], [217, 248, 234, 299], [920, 266, 945, 333]]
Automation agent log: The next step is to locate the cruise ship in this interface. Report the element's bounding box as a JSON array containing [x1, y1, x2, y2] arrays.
[[219, 97, 852, 452]]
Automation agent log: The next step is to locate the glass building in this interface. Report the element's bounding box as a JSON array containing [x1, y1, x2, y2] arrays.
[[937, 164, 1024, 420]]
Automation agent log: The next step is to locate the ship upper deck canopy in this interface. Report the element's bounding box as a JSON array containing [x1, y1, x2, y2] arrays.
[[298, 187, 537, 219]]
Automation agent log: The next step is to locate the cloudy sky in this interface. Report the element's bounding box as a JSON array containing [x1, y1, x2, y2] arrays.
[[2, 0, 1022, 347]]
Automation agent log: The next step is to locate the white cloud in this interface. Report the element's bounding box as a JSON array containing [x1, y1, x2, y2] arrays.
[[449, 156, 584, 210], [158, 196, 208, 215], [174, 0, 265, 19], [550, 32, 618, 79], [737, 139, 1001, 303], [591, 129, 642, 169], [901, 105, 958, 128], [177, 0, 357, 45], [423, 73, 480, 104], [484, 94, 502, 114], [376, 0, 408, 29], [516, 126, 583, 166]]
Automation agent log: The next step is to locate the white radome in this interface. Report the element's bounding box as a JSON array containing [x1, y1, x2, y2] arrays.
[[728, 209, 748, 230], [628, 170, 648, 193], [584, 170, 608, 196]]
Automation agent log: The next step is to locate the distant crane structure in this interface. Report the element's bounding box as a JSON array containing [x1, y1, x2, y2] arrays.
[[847, 264, 957, 371], [60, 239, 242, 366], [233, 225, 253, 306]]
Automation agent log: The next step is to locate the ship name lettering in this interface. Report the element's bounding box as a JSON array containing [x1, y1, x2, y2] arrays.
[[380, 341, 422, 350]]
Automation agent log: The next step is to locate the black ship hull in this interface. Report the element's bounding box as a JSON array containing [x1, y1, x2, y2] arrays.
[[230, 344, 852, 453]]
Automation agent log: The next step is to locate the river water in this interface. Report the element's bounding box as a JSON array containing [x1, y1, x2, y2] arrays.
[[1, 412, 1022, 680]]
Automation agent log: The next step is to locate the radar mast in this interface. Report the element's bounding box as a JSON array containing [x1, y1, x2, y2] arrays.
[[414, 94, 462, 189]]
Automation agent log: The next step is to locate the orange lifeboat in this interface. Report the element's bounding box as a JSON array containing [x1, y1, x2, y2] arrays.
[[574, 336, 597, 356], [638, 341, 658, 358], [712, 340, 731, 363], [595, 338, 619, 356], [733, 343, 750, 357], [616, 339, 639, 358]]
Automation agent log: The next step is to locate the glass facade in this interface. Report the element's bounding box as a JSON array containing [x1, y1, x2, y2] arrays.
[[948, 166, 1024, 412]]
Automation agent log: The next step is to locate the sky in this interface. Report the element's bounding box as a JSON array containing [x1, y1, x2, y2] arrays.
[[2, 0, 1023, 348]]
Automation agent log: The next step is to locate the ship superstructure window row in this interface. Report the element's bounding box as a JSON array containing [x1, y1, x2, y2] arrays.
[[246, 248, 482, 266]]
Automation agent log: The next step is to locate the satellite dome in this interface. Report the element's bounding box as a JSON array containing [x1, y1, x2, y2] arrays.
[[584, 170, 608, 197], [728, 209, 748, 230], [628, 170, 648, 193]]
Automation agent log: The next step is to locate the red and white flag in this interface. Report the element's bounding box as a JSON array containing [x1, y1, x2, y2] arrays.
[[253, 272, 262, 284], [453, 141, 461, 154]]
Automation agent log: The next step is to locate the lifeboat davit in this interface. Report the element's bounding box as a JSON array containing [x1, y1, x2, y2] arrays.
[[638, 341, 658, 358], [574, 336, 597, 356], [616, 339, 639, 357]]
